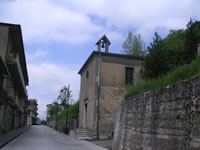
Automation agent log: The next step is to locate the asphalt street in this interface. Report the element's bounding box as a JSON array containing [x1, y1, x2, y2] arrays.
[[1, 125, 107, 150]]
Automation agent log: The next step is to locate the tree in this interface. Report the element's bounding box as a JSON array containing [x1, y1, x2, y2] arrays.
[[162, 29, 186, 66], [48, 102, 62, 118], [143, 32, 169, 78], [122, 32, 146, 56], [184, 19, 200, 63], [57, 85, 72, 134], [57, 85, 72, 107]]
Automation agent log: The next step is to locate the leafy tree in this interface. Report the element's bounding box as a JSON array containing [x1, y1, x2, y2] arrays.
[[122, 32, 146, 56], [163, 29, 186, 66], [57, 85, 72, 134], [143, 32, 169, 78], [57, 85, 72, 107], [48, 102, 62, 118]]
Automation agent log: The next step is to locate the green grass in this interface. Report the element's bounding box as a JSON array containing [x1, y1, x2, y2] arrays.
[[126, 57, 200, 98], [50, 101, 79, 121]]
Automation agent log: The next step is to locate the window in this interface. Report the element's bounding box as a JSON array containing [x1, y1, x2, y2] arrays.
[[125, 67, 134, 84], [86, 71, 89, 79], [85, 103, 88, 123]]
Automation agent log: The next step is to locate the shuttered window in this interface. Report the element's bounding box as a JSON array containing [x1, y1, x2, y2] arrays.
[[125, 67, 134, 84]]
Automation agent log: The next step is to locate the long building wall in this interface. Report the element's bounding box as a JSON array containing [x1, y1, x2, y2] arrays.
[[0, 23, 28, 134], [113, 76, 200, 150]]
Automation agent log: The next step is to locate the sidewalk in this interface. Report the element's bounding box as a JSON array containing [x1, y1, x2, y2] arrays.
[[0, 126, 30, 148], [87, 138, 112, 150]]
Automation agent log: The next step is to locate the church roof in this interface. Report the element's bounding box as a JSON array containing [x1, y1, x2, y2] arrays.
[[95, 34, 111, 45], [78, 51, 144, 74]]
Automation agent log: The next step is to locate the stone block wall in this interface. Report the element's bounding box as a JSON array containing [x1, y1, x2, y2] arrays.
[[48, 118, 78, 133], [113, 76, 200, 150]]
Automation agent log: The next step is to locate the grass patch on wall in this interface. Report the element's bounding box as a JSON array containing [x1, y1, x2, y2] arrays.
[[126, 57, 200, 98], [50, 101, 79, 121]]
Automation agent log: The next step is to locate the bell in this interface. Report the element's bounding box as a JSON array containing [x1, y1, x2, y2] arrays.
[[101, 41, 105, 48]]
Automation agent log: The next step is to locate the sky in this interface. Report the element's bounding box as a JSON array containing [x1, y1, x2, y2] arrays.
[[0, 0, 200, 119]]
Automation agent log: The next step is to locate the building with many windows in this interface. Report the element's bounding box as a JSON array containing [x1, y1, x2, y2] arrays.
[[0, 22, 29, 134], [78, 35, 144, 138], [27, 99, 38, 125]]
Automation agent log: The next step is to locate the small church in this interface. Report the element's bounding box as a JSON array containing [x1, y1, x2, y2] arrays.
[[78, 35, 144, 138]]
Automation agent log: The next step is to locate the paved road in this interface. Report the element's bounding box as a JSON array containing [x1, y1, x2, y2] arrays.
[[1, 125, 107, 150]]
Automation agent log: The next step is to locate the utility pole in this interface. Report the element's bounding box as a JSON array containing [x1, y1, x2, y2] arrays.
[[65, 85, 70, 134], [97, 44, 102, 139]]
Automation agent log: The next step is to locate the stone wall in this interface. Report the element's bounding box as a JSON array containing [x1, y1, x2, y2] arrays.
[[113, 76, 200, 150], [48, 119, 78, 133]]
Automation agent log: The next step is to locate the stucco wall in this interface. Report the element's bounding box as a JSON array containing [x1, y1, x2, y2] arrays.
[[0, 25, 9, 62], [113, 76, 200, 150], [79, 56, 97, 130], [79, 54, 143, 138], [101, 61, 142, 87], [99, 61, 142, 135]]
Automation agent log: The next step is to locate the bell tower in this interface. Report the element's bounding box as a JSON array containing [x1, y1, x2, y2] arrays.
[[96, 35, 111, 53]]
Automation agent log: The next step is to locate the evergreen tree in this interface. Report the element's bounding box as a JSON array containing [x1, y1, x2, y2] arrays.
[[143, 32, 169, 78], [184, 19, 200, 63]]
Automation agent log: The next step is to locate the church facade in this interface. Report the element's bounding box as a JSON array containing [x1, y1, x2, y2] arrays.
[[78, 35, 144, 138]]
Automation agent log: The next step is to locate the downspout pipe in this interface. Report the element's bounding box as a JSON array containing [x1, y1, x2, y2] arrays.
[[97, 51, 101, 139]]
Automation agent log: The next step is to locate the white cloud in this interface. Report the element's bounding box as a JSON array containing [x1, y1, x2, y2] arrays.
[[26, 49, 48, 62], [56, 0, 200, 40], [1, 0, 200, 44], [0, 0, 122, 44]]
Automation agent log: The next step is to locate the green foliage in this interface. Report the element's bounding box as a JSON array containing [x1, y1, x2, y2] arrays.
[[143, 32, 169, 78], [122, 32, 146, 56], [142, 19, 200, 79], [126, 57, 200, 98], [47, 102, 62, 118], [50, 101, 79, 121], [163, 29, 186, 66], [184, 19, 200, 63]]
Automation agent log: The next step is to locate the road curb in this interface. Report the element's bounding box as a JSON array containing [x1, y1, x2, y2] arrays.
[[0, 126, 30, 149]]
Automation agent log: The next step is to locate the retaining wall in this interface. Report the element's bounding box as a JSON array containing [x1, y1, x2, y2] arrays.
[[48, 119, 78, 133], [113, 76, 200, 150]]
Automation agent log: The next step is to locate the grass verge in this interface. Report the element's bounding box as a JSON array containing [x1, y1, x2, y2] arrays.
[[126, 57, 200, 98]]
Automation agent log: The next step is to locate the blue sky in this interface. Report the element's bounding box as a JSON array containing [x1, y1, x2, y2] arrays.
[[0, 0, 200, 119]]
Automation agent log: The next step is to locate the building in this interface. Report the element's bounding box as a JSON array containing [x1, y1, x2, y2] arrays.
[[27, 99, 38, 125], [0, 22, 29, 134], [78, 35, 144, 138]]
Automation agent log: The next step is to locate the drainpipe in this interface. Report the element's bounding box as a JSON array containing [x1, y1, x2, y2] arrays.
[[97, 51, 101, 139]]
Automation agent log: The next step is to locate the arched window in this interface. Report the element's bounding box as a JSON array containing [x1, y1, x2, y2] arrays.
[[86, 70, 89, 79]]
